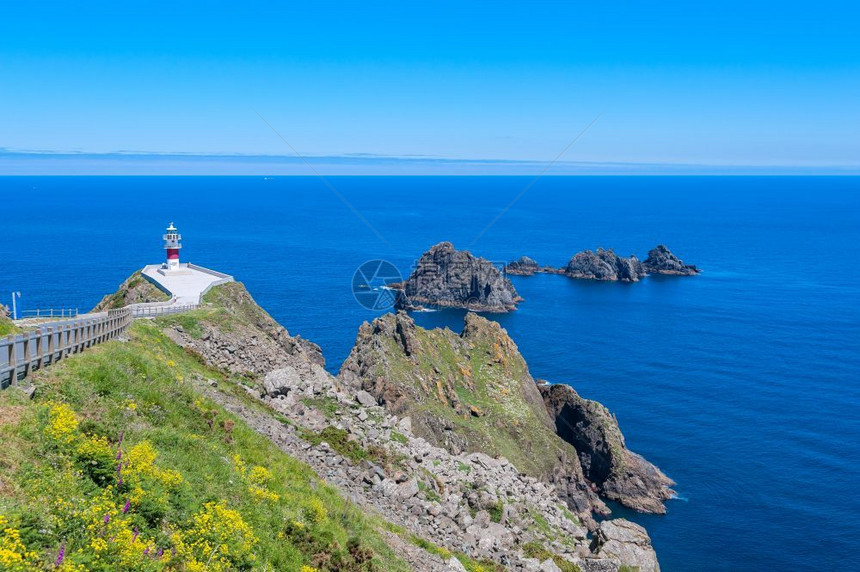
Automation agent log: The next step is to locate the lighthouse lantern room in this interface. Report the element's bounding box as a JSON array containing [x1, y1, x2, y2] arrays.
[[163, 222, 182, 270]]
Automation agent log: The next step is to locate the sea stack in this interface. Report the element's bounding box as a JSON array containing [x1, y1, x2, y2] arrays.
[[505, 256, 541, 276], [564, 248, 646, 282], [642, 245, 701, 275], [394, 242, 522, 312]]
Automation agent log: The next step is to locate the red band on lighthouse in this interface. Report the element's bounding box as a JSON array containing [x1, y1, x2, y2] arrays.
[[167, 249, 179, 260]]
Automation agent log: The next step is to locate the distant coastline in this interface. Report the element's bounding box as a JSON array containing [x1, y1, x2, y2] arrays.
[[2, 149, 858, 176]]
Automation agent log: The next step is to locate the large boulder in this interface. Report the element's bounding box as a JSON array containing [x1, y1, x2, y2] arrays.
[[395, 242, 522, 312], [590, 519, 661, 572], [642, 245, 700, 275], [564, 249, 645, 282], [538, 383, 674, 513]]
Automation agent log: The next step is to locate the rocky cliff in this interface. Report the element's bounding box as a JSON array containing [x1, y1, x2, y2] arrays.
[[505, 256, 541, 276], [642, 245, 700, 276], [539, 383, 675, 513], [339, 311, 673, 520], [92, 270, 171, 311], [564, 249, 646, 282], [339, 311, 606, 524], [395, 242, 522, 312], [153, 281, 661, 571]]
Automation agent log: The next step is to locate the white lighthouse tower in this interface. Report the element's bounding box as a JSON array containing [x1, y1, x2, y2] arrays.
[[163, 222, 182, 271]]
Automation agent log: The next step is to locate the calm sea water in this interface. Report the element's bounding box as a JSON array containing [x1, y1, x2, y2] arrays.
[[3, 176, 859, 571]]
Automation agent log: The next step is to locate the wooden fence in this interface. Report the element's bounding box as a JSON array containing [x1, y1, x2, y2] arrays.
[[1, 302, 198, 389]]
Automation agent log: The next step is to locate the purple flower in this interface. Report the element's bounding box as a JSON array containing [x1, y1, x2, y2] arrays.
[[132, 527, 139, 542], [116, 462, 122, 475], [117, 475, 123, 487], [156, 547, 164, 559], [123, 499, 130, 514], [116, 448, 122, 461], [143, 547, 150, 555], [103, 514, 110, 524], [55, 540, 65, 566]]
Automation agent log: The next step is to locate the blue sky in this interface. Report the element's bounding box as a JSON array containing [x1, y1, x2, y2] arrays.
[[1, 1, 858, 173]]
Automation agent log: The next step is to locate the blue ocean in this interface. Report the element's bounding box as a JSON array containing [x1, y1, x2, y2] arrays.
[[3, 176, 859, 571]]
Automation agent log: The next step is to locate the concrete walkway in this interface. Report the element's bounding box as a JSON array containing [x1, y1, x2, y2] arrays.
[[141, 263, 233, 305]]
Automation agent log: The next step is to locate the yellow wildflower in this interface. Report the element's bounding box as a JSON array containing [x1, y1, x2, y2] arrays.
[[171, 501, 258, 571], [44, 402, 78, 443], [248, 466, 272, 486], [0, 517, 40, 571], [304, 498, 327, 525]]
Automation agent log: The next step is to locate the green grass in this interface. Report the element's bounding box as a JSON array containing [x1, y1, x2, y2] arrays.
[[522, 542, 582, 572], [390, 430, 408, 444], [488, 500, 504, 523], [303, 396, 343, 419], [0, 320, 408, 571], [0, 315, 21, 336]]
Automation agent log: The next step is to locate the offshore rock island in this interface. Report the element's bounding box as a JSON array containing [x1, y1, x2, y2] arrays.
[[392, 242, 700, 313], [392, 242, 523, 312], [506, 244, 700, 284]]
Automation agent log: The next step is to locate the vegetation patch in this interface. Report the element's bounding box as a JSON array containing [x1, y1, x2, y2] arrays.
[[0, 320, 406, 571], [522, 541, 582, 572]]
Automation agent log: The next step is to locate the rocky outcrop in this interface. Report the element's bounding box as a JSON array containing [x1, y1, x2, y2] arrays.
[[161, 281, 324, 375], [590, 519, 661, 572], [564, 249, 646, 282], [538, 383, 674, 513], [642, 245, 700, 276], [339, 311, 607, 524], [93, 270, 171, 311], [506, 256, 541, 276], [394, 242, 522, 312]]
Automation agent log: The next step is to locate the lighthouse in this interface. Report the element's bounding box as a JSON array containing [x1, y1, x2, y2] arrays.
[[163, 222, 182, 270]]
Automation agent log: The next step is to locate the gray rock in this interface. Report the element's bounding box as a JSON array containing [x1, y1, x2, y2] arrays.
[[564, 248, 645, 282], [642, 244, 700, 276], [395, 242, 522, 312], [355, 390, 378, 407], [590, 519, 660, 572]]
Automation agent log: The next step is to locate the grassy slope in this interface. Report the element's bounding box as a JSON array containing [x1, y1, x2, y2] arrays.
[[0, 320, 407, 571], [0, 314, 21, 336], [154, 282, 272, 341], [378, 323, 575, 481]]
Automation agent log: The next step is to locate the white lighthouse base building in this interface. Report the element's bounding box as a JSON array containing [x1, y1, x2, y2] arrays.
[[141, 263, 233, 306]]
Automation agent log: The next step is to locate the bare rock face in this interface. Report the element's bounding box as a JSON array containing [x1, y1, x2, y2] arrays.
[[506, 256, 541, 276], [564, 249, 646, 282], [538, 383, 674, 513], [395, 242, 523, 312], [642, 245, 700, 276], [590, 519, 661, 572]]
